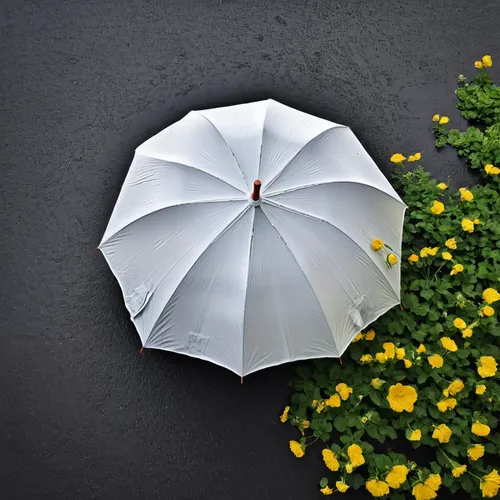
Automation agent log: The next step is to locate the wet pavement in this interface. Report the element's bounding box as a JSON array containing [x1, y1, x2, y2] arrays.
[[1, 0, 499, 498]]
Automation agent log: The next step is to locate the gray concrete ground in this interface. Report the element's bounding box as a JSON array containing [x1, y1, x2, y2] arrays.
[[1, 0, 499, 498]]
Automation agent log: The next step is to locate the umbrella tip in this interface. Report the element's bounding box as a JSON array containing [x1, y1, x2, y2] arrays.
[[240, 376, 244, 385], [251, 180, 262, 201]]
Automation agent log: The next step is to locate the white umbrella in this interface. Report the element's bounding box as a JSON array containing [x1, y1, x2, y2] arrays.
[[99, 99, 406, 378]]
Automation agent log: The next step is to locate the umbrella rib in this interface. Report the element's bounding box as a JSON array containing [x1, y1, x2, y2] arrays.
[[240, 208, 256, 376], [265, 180, 406, 207], [143, 205, 251, 348], [259, 206, 340, 357], [264, 199, 400, 301], [256, 101, 270, 182], [134, 156, 247, 195], [198, 113, 249, 190], [99, 197, 247, 247], [262, 125, 346, 194]]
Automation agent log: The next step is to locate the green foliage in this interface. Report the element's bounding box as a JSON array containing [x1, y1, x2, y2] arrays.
[[281, 59, 500, 499]]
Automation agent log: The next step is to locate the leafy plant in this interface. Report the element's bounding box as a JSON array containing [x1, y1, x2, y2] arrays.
[[280, 56, 500, 499]]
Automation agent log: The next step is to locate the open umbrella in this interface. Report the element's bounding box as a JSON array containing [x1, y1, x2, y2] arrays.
[[98, 99, 406, 377]]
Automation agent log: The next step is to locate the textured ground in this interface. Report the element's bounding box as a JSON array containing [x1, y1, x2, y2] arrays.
[[1, 0, 499, 498]]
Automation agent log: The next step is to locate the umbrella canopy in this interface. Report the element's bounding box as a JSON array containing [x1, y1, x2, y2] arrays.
[[99, 99, 406, 376]]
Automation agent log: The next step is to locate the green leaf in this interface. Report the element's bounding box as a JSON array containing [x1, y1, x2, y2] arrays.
[[319, 478, 328, 488], [369, 391, 382, 406], [334, 416, 347, 432], [348, 474, 365, 490]]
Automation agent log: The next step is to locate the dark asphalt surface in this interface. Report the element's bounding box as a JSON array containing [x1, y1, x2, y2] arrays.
[[1, 1, 500, 499]]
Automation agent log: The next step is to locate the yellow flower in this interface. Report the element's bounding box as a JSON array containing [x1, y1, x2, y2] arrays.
[[408, 153, 421, 162], [409, 429, 421, 441], [280, 406, 290, 423], [396, 347, 405, 360], [482, 305, 495, 316], [322, 449, 340, 471], [336, 383, 353, 401], [462, 328, 473, 338], [480, 470, 500, 499], [352, 332, 364, 342], [336, 480, 349, 493], [482, 55, 493, 67], [430, 200, 445, 214], [478, 356, 498, 378], [468, 444, 485, 461], [390, 153, 406, 163], [302, 420, 310, 429], [316, 401, 326, 413], [452, 465, 467, 478], [475, 60, 484, 69], [483, 288, 500, 304], [485, 164, 500, 175], [320, 486, 333, 495], [445, 237, 457, 249], [412, 482, 437, 500], [289, 440, 305, 458], [312, 399, 319, 408], [437, 182, 448, 190], [453, 317, 467, 329], [426, 475, 442, 491], [365, 329, 376, 340], [447, 379, 464, 395], [366, 480, 390, 497], [387, 253, 398, 266], [383, 342, 396, 359], [450, 263, 464, 275], [476, 385, 486, 395], [386, 465, 408, 489], [420, 247, 430, 258], [326, 394, 341, 408], [408, 253, 419, 262], [387, 383, 418, 413], [474, 218, 481, 225], [472, 421, 491, 437], [372, 239, 384, 251], [440, 337, 458, 352], [428, 354, 444, 369], [360, 354, 373, 363], [462, 218, 474, 233], [428, 247, 439, 256], [432, 114, 440, 122], [441, 251, 452, 260], [416, 344, 426, 353], [439, 116, 449, 125], [459, 187, 474, 201], [376, 352, 388, 363], [345, 463, 353, 474], [437, 398, 457, 412], [371, 378, 383, 389], [347, 444, 365, 467], [404, 359, 413, 368], [432, 424, 452, 443]]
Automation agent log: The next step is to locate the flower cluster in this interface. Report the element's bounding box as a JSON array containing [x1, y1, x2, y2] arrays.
[[281, 56, 500, 500]]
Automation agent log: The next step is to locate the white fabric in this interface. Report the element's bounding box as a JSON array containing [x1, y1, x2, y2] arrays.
[[100, 99, 406, 376]]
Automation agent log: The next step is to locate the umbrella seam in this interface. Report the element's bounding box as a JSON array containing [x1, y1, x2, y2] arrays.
[[262, 125, 347, 194], [264, 199, 401, 302], [240, 208, 256, 376], [256, 100, 270, 182], [259, 205, 340, 357], [135, 154, 246, 194], [143, 205, 251, 348], [197, 113, 249, 191], [99, 197, 247, 247], [265, 179, 406, 207]]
